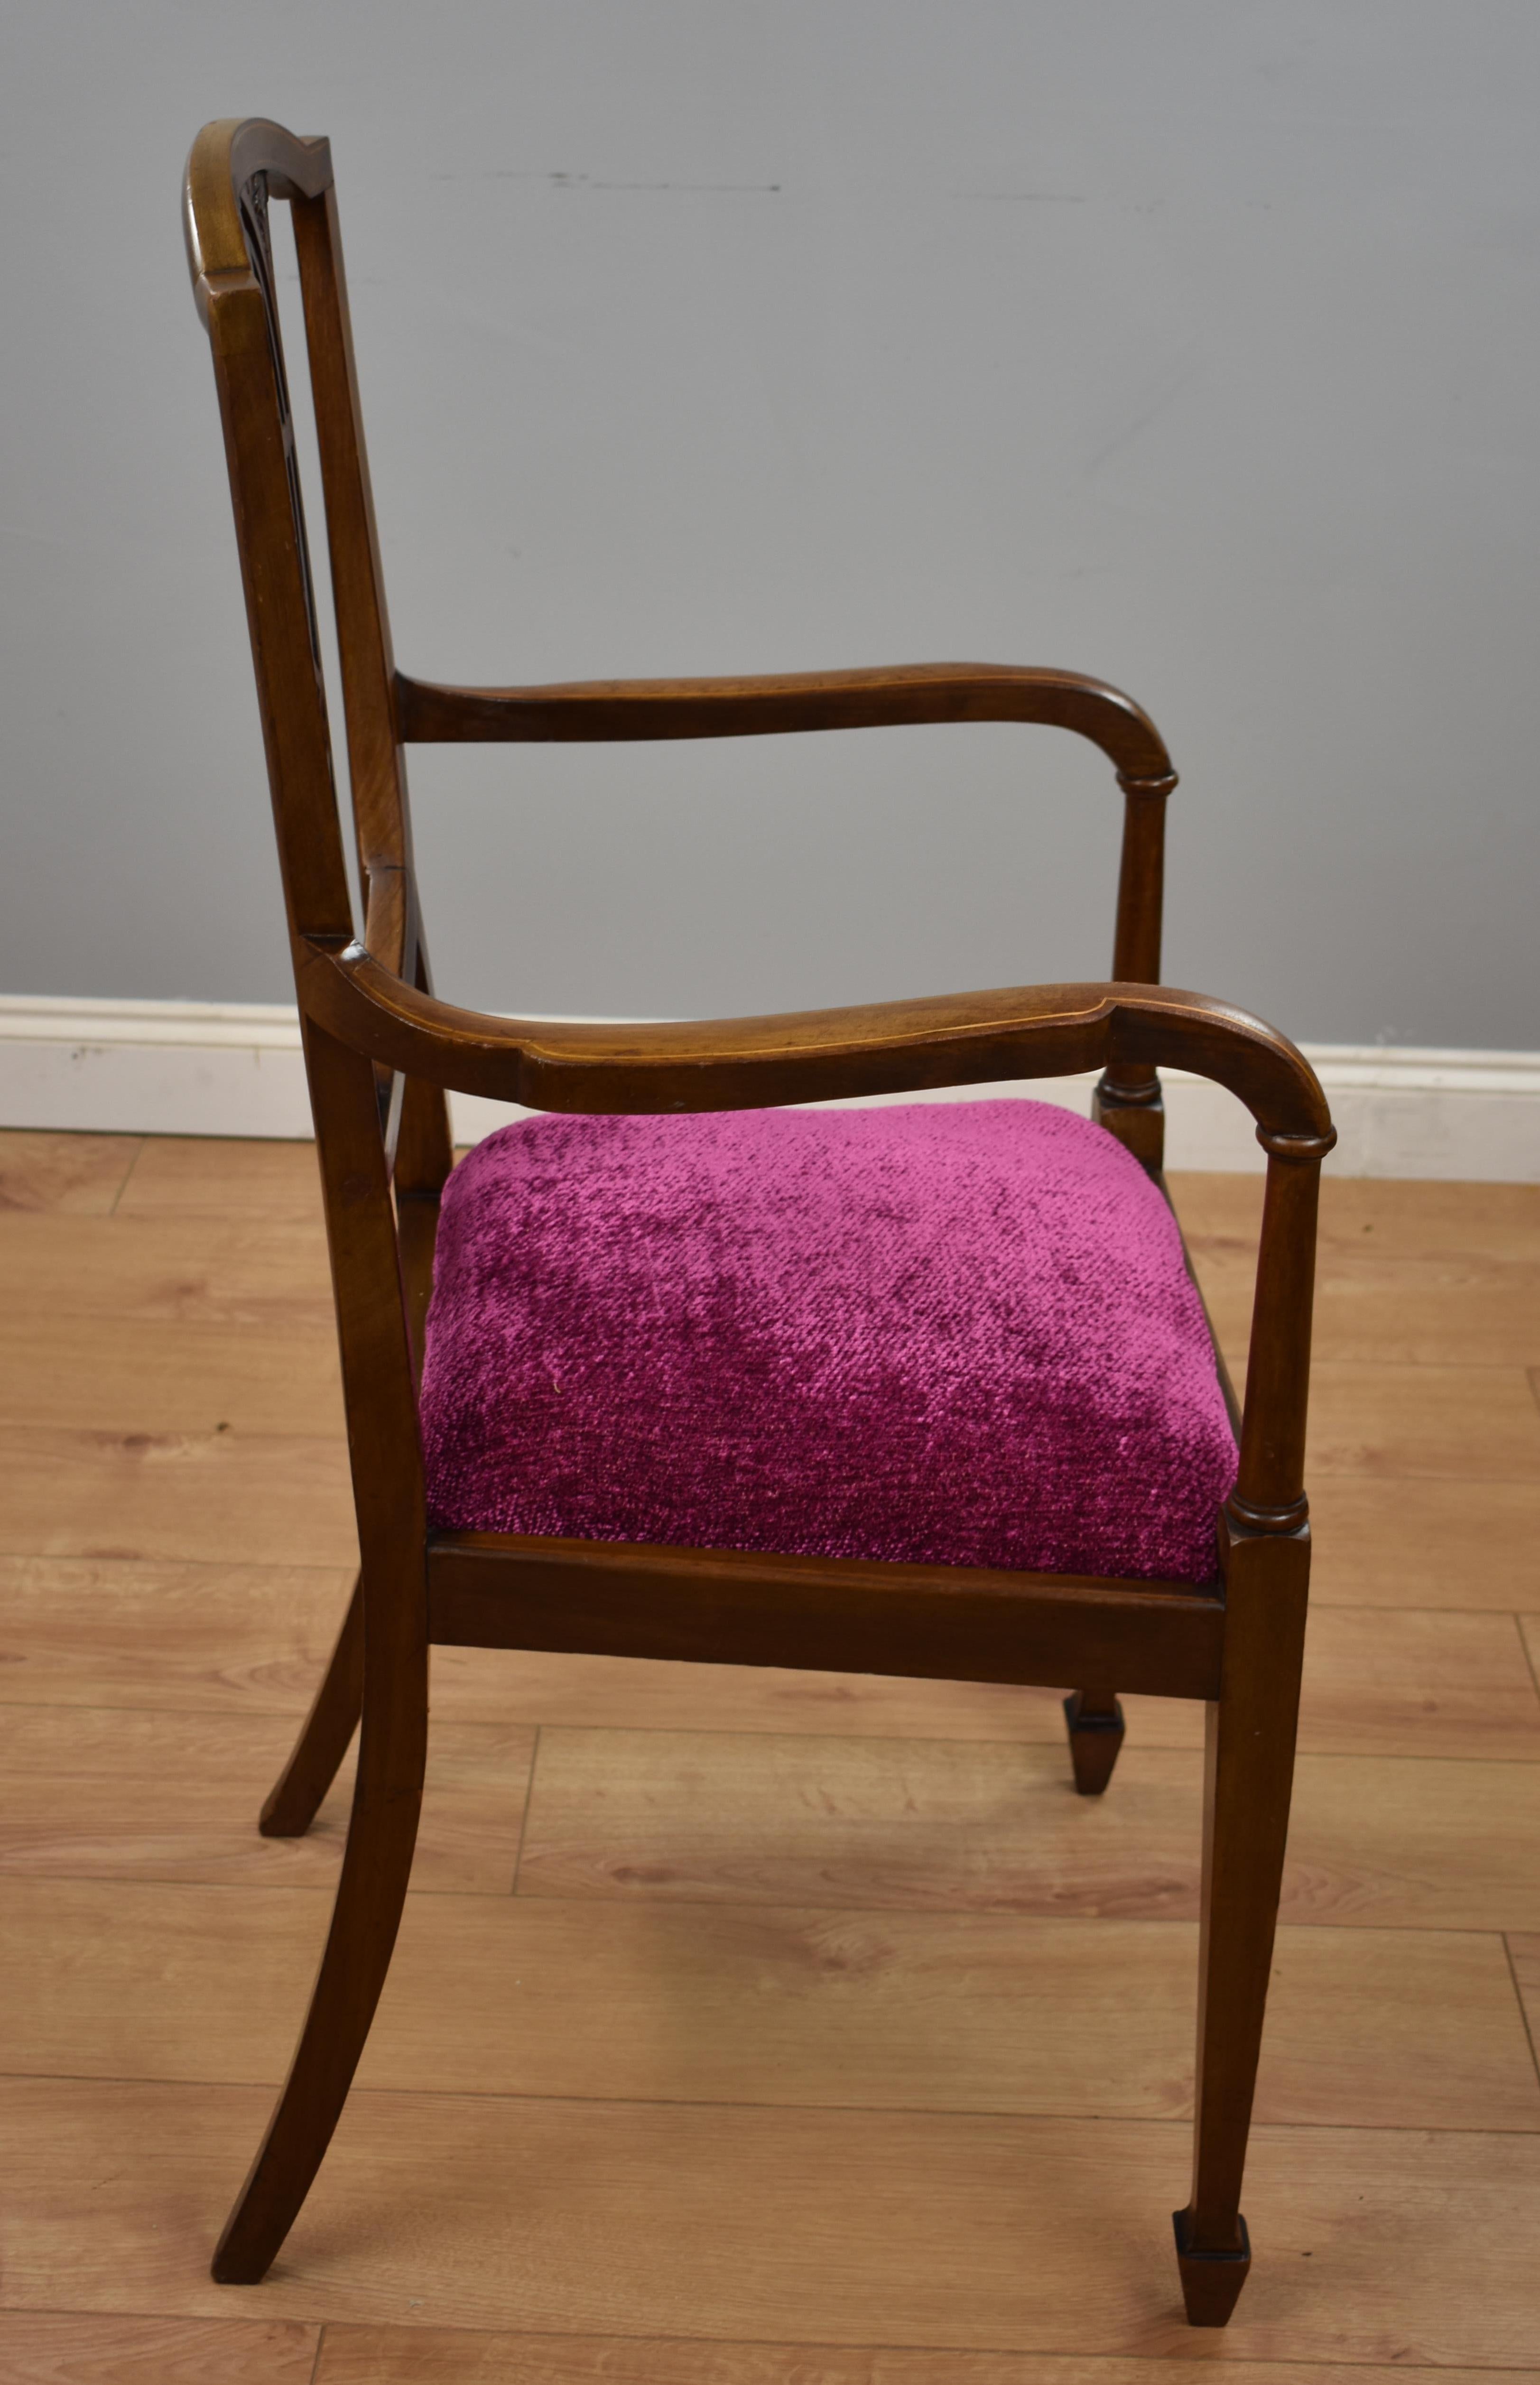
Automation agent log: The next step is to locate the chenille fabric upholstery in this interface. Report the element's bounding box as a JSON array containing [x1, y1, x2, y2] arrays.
[[419, 1099, 1237, 1583]]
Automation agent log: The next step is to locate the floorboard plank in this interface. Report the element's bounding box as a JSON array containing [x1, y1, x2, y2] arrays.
[[0, 1556, 355, 1713], [1304, 1475, 1540, 1608], [517, 1729, 1540, 1930], [0, 1130, 143, 1216], [0, 1425, 356, 1567], [0, 1212, 334, 1327], [1190, 1248, 1540, 1369], [1169, 1172, 1540, 1264], [314, 2331, 1540, 2385], [0, 1315, 344, 1436], [114, 1134, 325, 1223], [0, 2311, 318, 2381], [4, 2079, 1539, 2362], [1292, 1606, 1540, 1757], [1302, 1363, 1540, 1481], [4, 1880, 1535, 2133], [0, 1707, 534, 1895]]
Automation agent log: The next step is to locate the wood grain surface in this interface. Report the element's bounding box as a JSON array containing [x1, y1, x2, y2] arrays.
[[0, 1314, 343, 1435], [0, 1130, 142, 1215], [514, 1727, 1540, 1929], [1, 1130, 1537, 2375], [115, 1134, 324, 1222], [6, 2078, 1540, 2362], [1299, 1474, 1540, 1608], [311, 2339, 1540, 2385], [5, 1881, 1536, 2131], [0, 1706, 534, 1893], [0, 2312, 319, 2382], [0, 1422, 356, 1566]]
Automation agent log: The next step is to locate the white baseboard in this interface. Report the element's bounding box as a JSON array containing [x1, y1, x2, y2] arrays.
[[0, 994, 1535, 1179]]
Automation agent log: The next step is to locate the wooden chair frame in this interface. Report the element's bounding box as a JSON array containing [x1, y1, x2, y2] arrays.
[[185, 118, 1334, 2324]]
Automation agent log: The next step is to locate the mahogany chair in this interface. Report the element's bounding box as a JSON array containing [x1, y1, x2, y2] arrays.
[[184, 117, 1333, 2325]]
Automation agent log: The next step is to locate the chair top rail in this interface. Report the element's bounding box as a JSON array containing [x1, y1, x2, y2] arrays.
[[185, 119, 333, 311], [297, 938, 1331, 1144], [395, 662, 1174, 782]]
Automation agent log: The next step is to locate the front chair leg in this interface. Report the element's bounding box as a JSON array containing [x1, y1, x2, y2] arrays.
[[1175, 1515, 1309, 2327], [260, 1573, 364, 1837], [213, 1628, 427, 2282], [1063, 1687, 1125, 1794]]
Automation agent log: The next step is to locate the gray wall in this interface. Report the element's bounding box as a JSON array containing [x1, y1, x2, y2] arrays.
[[3, 2, 1538, 1048]]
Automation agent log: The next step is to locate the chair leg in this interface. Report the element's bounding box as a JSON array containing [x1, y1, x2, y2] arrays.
[[260, 1574, 363, 1837], [213, 1626, 427, 2282], [1174, 1518, 1309, 2327], [1063, 1688, 1125, 1794]]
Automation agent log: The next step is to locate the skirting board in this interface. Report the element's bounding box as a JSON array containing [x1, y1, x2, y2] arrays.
[[0, 994, 1536, 1179]]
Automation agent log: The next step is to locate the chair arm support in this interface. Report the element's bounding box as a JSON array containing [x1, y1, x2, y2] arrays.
[[393, 663, 1174, 784], [297, 938, 1329, 1143]]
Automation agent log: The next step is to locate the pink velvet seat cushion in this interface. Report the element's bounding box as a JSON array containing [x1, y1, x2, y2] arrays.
[[419, 1100, 1237, 1584]]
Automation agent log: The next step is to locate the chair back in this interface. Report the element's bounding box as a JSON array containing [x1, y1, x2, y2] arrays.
[[187, 120, 455, 1591], [186, 118, 453, 1216]]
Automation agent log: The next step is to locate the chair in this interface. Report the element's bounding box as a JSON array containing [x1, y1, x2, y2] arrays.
[[184, 117, 1334, 2325]]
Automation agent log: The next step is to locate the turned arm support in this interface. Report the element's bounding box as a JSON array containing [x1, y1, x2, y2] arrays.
[[1228, 1134, 1334, 1534]]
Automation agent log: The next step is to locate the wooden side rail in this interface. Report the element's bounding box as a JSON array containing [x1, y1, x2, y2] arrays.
[[394, 662, 1174, 783], [428, 1535, 1228, 1698]]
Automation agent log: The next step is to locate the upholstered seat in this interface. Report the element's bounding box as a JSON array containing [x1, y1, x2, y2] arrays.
[[420, 1099, 1236, 1583]]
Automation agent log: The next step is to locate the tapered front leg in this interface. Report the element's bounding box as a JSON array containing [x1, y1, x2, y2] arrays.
[[260, 1572, 363, 1837], [1174, 1512, 1310, 2325]]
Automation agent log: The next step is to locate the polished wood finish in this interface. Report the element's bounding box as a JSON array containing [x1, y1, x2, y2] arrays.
[[297, 948, 1326, 1126], [183, 115, 1333, 2316], [428, 1536, 1225, 1700], [211, 1027, 431, 2284], [394, 659, 1172, 766]]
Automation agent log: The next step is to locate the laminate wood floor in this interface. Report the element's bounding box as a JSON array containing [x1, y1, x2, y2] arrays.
[[0, 1133, 1536, 2384]]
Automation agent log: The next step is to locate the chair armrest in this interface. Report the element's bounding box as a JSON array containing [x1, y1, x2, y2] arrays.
[[393, 663, 1175, 784], [297, 937, 1329, 1147]]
